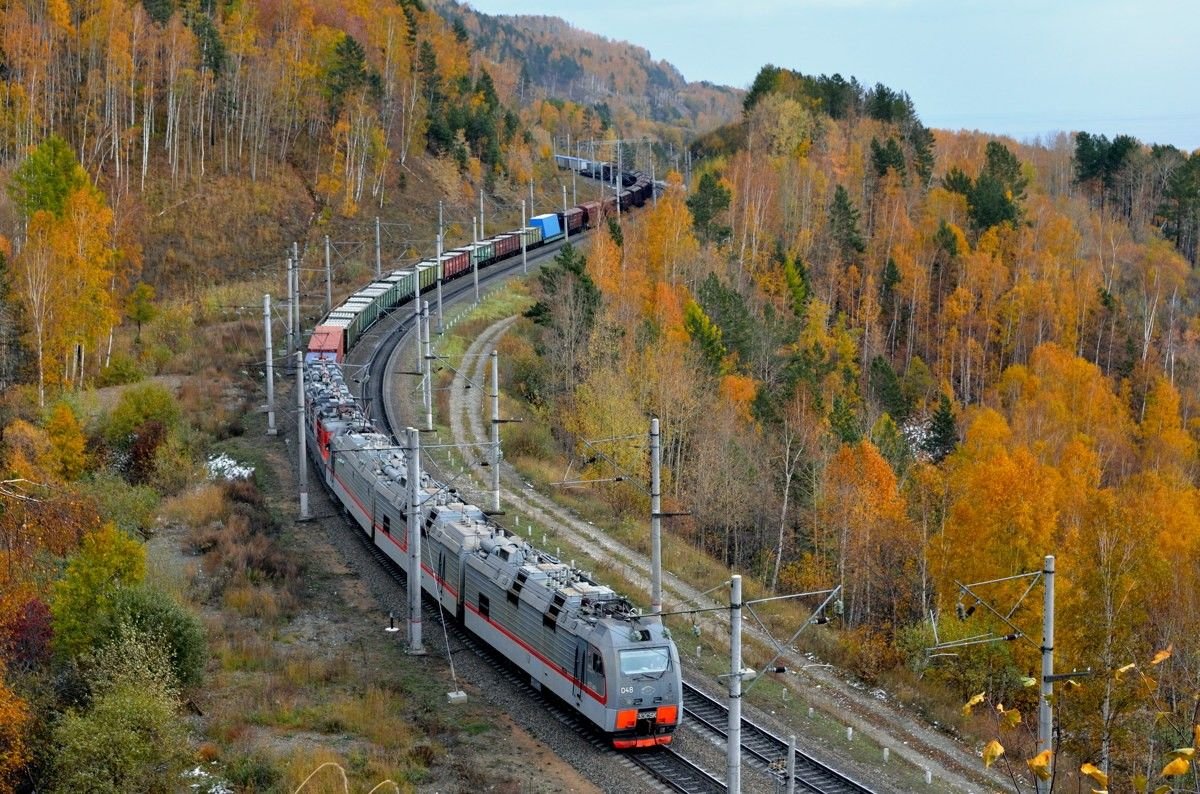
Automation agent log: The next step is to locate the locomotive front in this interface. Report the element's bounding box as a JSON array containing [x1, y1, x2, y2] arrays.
[[601, 619, 683, 748]]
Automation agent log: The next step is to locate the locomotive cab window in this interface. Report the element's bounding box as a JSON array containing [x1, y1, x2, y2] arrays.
[[591, 652, 604, 675], [618, 647, 671, 677]]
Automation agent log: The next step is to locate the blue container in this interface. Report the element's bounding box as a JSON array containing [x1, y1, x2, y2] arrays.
[[531, 213, 562, 240]]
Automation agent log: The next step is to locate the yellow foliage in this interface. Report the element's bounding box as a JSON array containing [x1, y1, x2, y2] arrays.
[[1160, 757, 1190, 777], [45, 402, 87, 481], [1026, 750, 1052, 781], [1081, 762, 1109, 787], [962, 691, 985, 716], [982, 739, 1004, 768], [1150, 645, 1173, 665]]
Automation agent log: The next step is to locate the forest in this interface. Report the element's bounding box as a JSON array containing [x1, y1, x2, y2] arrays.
[[514, 64, 1200, 787], [0, 0, 1197, 789]]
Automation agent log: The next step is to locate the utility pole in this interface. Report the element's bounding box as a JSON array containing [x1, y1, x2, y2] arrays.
[[650, 417, 662, 617], [491, 350, 501, 514], [436, 201, 445, 333], [529, 178, 535, 218], [472, 215, 480, 304], [728, 574, 743, 794], [285, 256, 294, 359], [1038, 555, 1055, 794], [413, 258, 422, 374], [651, 156, 657, 207], [479, 189, 485, 239], [296, 351, 309, 520], [520, 199, 528, 274], [422, 302, 433, 432], [562, 185, 569, 243], [616, 140, 622, 221], [407, 426, 425, 654], [293, 251, 301, 345], [375, 216, 382, 277], [786, 736, 796, 794], [263, 294, 276, 436], [324, 235, 332, 313]]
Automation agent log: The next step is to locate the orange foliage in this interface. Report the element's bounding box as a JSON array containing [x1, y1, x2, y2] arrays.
[[719, 374, 757, 423]]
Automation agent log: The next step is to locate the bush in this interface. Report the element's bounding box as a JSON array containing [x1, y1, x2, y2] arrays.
[[77, 472, 160, 537], [49, 680, 187, 794], [104, 382, 180, 449], [96, 352, 144, 387], [51, 523, 146, 658], [108, 586, 206, 689], [224, 752, 282, 792]]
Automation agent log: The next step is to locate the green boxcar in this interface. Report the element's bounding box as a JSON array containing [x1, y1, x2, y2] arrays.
[[470, 240, 495, 268], [384, 270, 415, 306], [416, 262, 436, 291], [521, 225, 543, 247]]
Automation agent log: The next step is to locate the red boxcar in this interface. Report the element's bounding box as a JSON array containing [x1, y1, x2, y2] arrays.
[[492, 233, 520, 259], [579, 201, 603, 228], [442, 248, 471, 279], [563, 207, 584, 233]]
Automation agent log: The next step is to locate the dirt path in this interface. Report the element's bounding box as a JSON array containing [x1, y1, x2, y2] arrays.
[[429, 315, 1008, 794]]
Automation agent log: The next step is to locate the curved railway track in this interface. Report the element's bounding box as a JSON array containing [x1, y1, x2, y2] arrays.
[[336, 214, 893, 793]]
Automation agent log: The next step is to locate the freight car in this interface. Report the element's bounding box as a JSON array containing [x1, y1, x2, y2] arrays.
[[301, 163, 683, 749]]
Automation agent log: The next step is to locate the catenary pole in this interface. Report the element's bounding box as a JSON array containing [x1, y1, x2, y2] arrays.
[[422, 302, 433, 431], [472, 215, 480, 303], [436, 201, 444, 333], [728, 574, 743, 793], [1037, 555, 1055, 794], [263, 294, 276, 436], [520, 199, 528, 274], [650, 417, 662, 617], [479, 189, 485, 239], [374, 216, 382, 277], [324, 235, 332, 313], [296, 351, 309, 519], [407, 426, 425, 654], [563, 185, 569, 243], [285, 256, 294, 359], [491, 349, 501, 514]]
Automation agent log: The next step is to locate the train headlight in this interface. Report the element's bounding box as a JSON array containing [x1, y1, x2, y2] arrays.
[[615, 709, 638, 730]]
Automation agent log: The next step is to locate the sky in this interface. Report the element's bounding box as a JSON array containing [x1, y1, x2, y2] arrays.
[[462, 0, 1200, 151]]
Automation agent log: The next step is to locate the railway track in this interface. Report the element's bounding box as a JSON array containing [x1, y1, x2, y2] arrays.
[[631, 747, 726, 793], [345, 479, 731, 793], [683, 684, 872, 793]]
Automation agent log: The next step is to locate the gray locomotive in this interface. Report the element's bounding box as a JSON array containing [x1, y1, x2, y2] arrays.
[[304, 359, 682, 748]]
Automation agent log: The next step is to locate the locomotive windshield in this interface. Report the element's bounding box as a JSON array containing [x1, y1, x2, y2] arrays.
[[618, 647, 671, 677]]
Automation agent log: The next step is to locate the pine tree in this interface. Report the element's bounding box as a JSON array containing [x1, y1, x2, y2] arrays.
[[828, 185, 865, 260], [924, 394, 957, 462]]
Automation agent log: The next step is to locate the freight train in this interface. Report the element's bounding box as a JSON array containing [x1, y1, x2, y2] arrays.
[[301, 165, 681, 749]]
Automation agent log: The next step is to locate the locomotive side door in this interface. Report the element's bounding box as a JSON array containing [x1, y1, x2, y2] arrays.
[[572, 637, 587, 705]]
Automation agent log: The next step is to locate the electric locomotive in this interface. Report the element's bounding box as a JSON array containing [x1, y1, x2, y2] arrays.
[[303, 357, 682, 748]]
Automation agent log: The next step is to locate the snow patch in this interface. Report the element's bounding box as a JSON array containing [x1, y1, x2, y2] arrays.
[[207, 453, 255, 480]]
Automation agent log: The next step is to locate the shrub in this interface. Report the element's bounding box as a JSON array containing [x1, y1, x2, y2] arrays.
[[77, 472, 160, 537], [50, 523, 146, 658], [103, 382, 180, 449], [96, 352, 144, 387], [49, 679, 187, 794], [224, 752, 282, 792], [108, 586, 206, 689]]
